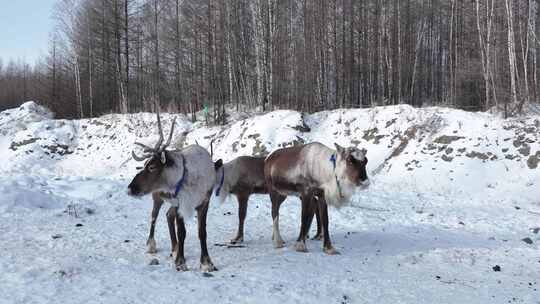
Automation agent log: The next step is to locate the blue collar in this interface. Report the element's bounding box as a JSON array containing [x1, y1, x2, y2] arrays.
[[173, 155, 187, 198], [215, 167, 225, 196]]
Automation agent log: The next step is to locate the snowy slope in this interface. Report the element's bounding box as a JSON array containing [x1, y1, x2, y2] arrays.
[[0, 102, 539, 304]]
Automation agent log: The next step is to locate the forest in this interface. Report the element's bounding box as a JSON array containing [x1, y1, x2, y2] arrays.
[[0, 0, 538, 121]]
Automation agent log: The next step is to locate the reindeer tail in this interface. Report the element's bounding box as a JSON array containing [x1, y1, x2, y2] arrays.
[[213, 160, 229, 203]]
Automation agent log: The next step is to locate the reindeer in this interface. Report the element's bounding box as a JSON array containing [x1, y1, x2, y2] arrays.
[[147, 155, 276, 247], [212, 156, 268, 243], [264, 142, 369, 254], [128, 111, 221, 272]]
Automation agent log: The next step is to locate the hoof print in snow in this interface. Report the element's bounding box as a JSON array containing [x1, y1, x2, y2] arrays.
[[531, 227, 540, 234], [202, 272, 214, 278], [51, 234, 62, 239], [75, 223, 83, 227], [148, 258, 159, 266], [521, 237, 533, 245], [124, 239, 130, 243], [55, 270, 68, 277], [458, 221, 465, 225], [492, 265, 501, 272], [435, 275, 441, 280]]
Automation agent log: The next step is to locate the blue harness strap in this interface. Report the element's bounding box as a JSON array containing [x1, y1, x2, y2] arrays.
[[215, 167, 225, 196], [173, 156, 187, 198], [330, 154, 337, 169], [330, 153, 343, 199]]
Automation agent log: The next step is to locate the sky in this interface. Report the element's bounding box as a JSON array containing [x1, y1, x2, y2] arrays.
[[0, 0, 57, 65]]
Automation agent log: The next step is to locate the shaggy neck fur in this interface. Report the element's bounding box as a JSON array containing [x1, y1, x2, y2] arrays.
[[157, 145, 216, 219], [314, 147, 356, 208]]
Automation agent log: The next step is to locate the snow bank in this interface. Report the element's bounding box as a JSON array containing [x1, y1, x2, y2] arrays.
[[0, 176, 67, 212], [0, 102, 538, 199]]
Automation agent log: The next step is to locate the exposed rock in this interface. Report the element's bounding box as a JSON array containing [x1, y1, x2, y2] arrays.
[[362, 128, 385, 144], [441, 155, 453, 162], [522, 237, 533, 245], [9, 137, 40, 151], [527, 152, 540, 169], [518, 145, 531, 156], [433, 135, 464, 145], [466, 151, 489, 161]]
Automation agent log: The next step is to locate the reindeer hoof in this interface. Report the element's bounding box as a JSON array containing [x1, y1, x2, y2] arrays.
[[294, 241, 308, 253], [146, 239, 157, 254], [311, 234, 323, 241], [175, 257, 188, 271], [200, 262, 217, 272], [323, 246, 340, 255], [273, 239, 285, 249], [230, 236, 244, 244]]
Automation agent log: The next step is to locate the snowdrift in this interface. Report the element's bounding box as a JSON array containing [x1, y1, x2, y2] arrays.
[[1, 101, 538, 200]]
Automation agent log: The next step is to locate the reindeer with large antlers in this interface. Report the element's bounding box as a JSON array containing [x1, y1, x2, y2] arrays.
[[128, 111, 222, 272]]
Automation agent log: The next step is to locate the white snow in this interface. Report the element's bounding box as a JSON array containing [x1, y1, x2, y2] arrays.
[[0, 101, 539, 304]]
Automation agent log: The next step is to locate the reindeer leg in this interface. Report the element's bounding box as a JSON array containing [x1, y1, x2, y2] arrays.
[[318, 196, 339, 255], [198, 191, 217, 272], [231, 193, 249, 244], [175, 211, 188, 271], [295, 193, 315, 252], [311, 198, 323, 241], [270, 191, 286, 248], [166, 207, 178, 258], [146, 193, 163, 254]]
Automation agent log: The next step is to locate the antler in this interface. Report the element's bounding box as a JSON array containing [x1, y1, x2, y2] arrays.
[[153, 108, 164, 151], [161, 117, 176, 151], [132, 150, 151, 162], [134, 142, 154, 153], [131, 109, 177, 162]]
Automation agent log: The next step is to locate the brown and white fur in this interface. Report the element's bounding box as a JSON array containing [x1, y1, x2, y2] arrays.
[[214, 156, 268, 243], [264, 142, 369, 254]]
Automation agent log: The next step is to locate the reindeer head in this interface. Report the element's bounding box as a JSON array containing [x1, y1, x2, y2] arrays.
[[333, 143, 369, 188], [128, 111, 179, 197]]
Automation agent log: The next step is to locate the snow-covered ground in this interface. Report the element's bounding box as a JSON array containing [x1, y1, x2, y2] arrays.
[[0, 101, 539, 304]]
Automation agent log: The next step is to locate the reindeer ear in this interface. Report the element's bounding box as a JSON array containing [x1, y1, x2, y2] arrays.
[[160, 151, 167, 164], [334, 143, 345, 155]]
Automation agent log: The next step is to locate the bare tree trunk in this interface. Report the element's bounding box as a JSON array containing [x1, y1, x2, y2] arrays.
[[520, 0, 532, 111], [154, 0, 160, 108], [476, 0, 494, 110], [410, 21, 425, 103], [124, 0, 129, 112], [250, 0, 263, 109], [74, 57, 83, 118], [397, 0, 402, 104], [505, 0, 519, 113]]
